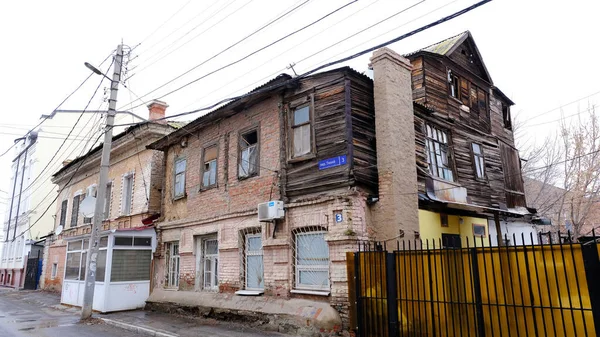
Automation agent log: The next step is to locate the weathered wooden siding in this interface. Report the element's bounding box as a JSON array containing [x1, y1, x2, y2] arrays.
[[283, 72, 351, 197], [348, 72, 377, 193], [421, 56, 492, 133], [500, 142, 527, 208], [411, 56, 426, 104], [447, 39, 489, 82], [414, 106, 507, 208], [489, 94, 515, 145]]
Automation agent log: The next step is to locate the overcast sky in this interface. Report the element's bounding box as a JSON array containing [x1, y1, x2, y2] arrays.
[[0, 0, 599, 218]]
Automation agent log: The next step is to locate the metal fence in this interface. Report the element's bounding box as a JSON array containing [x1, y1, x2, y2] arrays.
[[347, 233, 600, 337]]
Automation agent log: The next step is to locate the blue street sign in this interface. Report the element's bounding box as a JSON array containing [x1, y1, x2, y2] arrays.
[[318, 155, 348, 170]]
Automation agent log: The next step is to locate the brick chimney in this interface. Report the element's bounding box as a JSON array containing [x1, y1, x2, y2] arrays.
[[147, 99, 168, 124], [369, 48, 420, 242]]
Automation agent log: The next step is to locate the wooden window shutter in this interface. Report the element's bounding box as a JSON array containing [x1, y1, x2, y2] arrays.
[[460, 78, 470, 106]]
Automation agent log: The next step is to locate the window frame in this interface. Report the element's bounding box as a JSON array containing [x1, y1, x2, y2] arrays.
[[473, 224, 487, 237], [103, 182, 112, 220], [471, 142, 486, 180], [173, 157, 187, 199], [294, 230, 330, 291], [121, 172, 134, 216], [424, 124, 455, 182], [502, 103, 512, 130], [51, 263, 58, 280], [288, 95, 316, 161], [198, 235, 218, 291], [448, 70, 460, 100], [238, 125, 260, 180], [64, 237, 108, 282], [59, 199, 68, 228], [70, 192, 82, 228], [166, 241, 180, 288], [244, 232, 264, 291], [200, 142, 219, 190]]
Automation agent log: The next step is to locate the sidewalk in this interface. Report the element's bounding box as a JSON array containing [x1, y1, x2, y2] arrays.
[[0, 289, 290, 337]]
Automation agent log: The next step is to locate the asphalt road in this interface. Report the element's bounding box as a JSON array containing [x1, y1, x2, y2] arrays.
[[0, 289, 144, 337]]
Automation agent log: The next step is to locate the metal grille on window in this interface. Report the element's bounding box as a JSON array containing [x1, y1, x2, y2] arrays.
[[203, 238, 218, 290], [239, 131, 258, 178], [292, 228, 330, 291], [425, 125, 453, 181], [238, 229, 263, 290]]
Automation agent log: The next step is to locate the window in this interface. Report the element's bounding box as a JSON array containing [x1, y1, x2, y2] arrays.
[[425, 124, 453, 181], [70, 194, 81, 227], [502, 103, 512, 129], [295, 231, 330, 291], [110, 250, 151, 282], [448, 70, 459, 99], [166, 242, 180, 288], [59, 200, 68, 228], [201, 145, 218, 188], [122, 174, 133, 215], [201, 237, 218, 290], [244, 234, 263, 290], [174, 158, 187, 198], [64, 238, 107, 282], [51, 263, 58, 279], [83, 185, 97, 224], [472, 143, 485, 179], [473, 224, 486, 237], [239, 130, 259, 179], [104, 182, 112, 220], [470, 85, 488, 115], [291, 105, 313, 158]]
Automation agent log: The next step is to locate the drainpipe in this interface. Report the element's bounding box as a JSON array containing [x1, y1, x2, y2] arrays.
[[5, 153, 20, 242], [13, 144, 29, 241]]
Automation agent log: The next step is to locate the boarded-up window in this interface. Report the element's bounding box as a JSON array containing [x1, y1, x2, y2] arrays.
[[500, 143, 526, 207], [70, 195, 80, 227], [292, 105, 312, 158], [472, 143, 485, 179], [202, 145, 217, 188], [460, 78, 470, 106], [425, 124, 453, 181], [239, 130, 258, 179]]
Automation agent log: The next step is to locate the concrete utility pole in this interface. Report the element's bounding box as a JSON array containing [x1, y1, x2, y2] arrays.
[[81, 44, 123, 320]]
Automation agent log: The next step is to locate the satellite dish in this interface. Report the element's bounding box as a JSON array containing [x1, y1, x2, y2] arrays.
[[55, 225, 63, 236], [79, 196, 97, 218]]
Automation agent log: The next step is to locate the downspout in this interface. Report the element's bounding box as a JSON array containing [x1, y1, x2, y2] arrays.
[[6, 157, 19, 241]]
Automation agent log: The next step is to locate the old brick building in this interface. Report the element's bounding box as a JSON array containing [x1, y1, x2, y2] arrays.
[[146, 32, 531, 334], [42, 101, 177, 312]]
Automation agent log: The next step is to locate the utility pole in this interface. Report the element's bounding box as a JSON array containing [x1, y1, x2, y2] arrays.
[[81, 44, 123, 320]]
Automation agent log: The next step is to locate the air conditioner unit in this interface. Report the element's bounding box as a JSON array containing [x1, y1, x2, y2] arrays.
[[258, 200, 285, 221]]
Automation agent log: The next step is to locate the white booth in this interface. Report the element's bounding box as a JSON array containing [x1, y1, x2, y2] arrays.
[[61, 227, 156, 312]]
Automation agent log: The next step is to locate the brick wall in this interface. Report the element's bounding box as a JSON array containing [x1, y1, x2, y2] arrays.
[[43, 241, 66, 292]]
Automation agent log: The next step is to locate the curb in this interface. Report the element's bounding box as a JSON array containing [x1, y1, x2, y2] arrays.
[[100, 318, 179, 337]]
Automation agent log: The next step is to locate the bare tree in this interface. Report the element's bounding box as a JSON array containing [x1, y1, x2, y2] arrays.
[[519, 105, 600, 240]]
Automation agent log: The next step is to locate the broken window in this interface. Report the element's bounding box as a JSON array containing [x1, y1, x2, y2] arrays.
[[472, 143, 485, 179], [448, 70, 460, 99], [174, 158, 186, 198], [239, 130, 258, 179], [502, 103, 512, 130], [425, 124, 454, 181], [291, 105, 312, 158], [202, 145, 217, 188]]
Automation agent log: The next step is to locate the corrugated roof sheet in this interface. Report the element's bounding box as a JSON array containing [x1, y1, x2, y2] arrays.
[[405, 31, 468, 57]]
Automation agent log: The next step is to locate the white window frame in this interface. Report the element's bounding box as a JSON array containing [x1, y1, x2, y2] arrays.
[[104, 181, 113, 220], [244, 233, 263, 290], [121, 172, 134, 215], [291, 104, 314, 159], [166, 241, 180, 288], [425, 124, 454, 181], [199, 236, 218, 291], [294, 231, 330, 291], [472, 143, 486, 179]]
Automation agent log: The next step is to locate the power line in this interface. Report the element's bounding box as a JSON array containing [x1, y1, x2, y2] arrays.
[[113, 0, 492, 127], [119, 0, 358, 111], [129, 0, 259, 77], [520, 105, 598, 129], [520, 90, 600, 124], [0, 51, 113, 159], [131, 0, 194, 52]]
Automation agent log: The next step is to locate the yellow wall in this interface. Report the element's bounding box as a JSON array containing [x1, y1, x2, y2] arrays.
[[418, 210, 489, 247]]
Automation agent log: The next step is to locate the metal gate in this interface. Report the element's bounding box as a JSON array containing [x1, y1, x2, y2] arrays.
[[348, 233, 600, 337], [23, 251, 41, 290]]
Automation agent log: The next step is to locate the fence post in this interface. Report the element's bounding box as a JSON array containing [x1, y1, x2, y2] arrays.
[[581, 242, 600, 335], [470, 248, 486, 337], [386, 252, 399, 337]]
